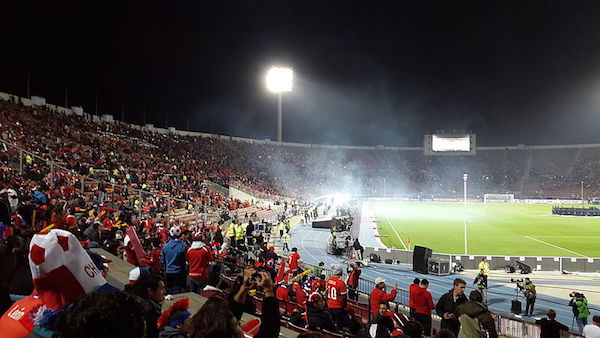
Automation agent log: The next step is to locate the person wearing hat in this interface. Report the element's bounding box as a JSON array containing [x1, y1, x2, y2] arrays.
[[128, 266, 151, 285], [326, 264, 349, 330], [369, 277, 398, 317], [306, 292, 337, 332], [161, 226, 189, 294], [157, 298, 192, 338]]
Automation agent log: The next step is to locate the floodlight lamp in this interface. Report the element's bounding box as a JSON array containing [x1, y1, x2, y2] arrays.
[[463, 174, 468, 181], [266, 66, 293, 93]]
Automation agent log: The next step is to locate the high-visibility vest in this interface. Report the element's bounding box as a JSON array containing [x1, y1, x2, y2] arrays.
[[26, 155, 33, 164], [478, 261, 490, 275], [281, 233, 291, 243], [226, 226, 235, 238], [235, 224, 245, 240]]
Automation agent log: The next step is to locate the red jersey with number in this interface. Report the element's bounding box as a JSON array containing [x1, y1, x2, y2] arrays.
[[287, 252, 300, 270], [326, 276, 347, 309]]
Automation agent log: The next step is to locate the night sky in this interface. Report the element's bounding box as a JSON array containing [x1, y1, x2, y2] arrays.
[[2, 1, 600, 146]]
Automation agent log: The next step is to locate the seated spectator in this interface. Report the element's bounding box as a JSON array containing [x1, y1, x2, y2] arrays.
[[47, 292, 150, 338], [158, 298, 192, 338], [124, 274, 166, 338], [200, 270, 228, 299], [190, 270, 279, 338], [306, 292, 336, 332]]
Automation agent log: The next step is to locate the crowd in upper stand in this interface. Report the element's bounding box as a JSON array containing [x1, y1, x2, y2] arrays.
[[3, 98, 600, 201]]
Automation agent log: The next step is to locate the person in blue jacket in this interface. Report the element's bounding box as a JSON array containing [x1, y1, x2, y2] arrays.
[[161, 226, 188, 294]]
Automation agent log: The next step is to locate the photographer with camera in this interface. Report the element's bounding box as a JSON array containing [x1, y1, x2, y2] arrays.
[[569, 292, 590, 332]]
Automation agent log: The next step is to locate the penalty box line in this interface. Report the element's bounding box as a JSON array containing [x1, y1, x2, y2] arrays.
[[384, 214, 408, 250], [524, 236, 586, 257]]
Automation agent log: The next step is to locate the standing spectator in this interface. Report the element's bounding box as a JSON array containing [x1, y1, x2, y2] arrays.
[[369, 277, 397, 317], [535, 309, 569, 338], [287, 247, 301, 274], [409, 278, 421, 318], [281, 231, 291, 253], [523, 278, 536, 316], [435, 278, 468, 336], [186, 238, 213, 293], [413, 279, 435, 336], [456, 290, 498, 338], [0, 190, 12, 226], [353, 238, 364, 260], [346, 262, 361, 301], [569, 292, 590, 332], [246, 220, 254, 247], [326, 264, 349, 330], [162, 226, 189, 294], [583, 315, 600, 338]]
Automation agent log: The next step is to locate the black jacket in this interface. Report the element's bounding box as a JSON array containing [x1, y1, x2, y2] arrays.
[[306, 302, 336, 332], [535, 318, 569, 338], [255, 297, 281, 338], [435, 289, 468, 318], [435, 289, 467, 334]]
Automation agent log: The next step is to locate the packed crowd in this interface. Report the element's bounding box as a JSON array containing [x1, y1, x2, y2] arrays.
[[4, 98, 600, 201]]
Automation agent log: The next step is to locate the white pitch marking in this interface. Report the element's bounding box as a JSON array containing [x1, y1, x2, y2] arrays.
[[384, 213, 408, 250], [524, 236, 586, 257]]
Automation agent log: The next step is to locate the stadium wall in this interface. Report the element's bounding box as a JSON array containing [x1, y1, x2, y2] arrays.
[[362, 246, 600, 272]]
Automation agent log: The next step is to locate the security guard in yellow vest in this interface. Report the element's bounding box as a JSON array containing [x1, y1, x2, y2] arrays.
[[235, 223, 245, 247], [226, 223, 236, 246]]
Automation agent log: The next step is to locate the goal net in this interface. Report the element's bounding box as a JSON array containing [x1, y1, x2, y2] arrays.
[[484, 193, 515, 203]]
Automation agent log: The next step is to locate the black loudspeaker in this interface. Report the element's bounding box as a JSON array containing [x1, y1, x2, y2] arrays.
[[413, 246, 432, 274], [511, 300, 522, 314], [385, 259, 393, 264], [312, 220, 333, 228], [517, 262, 532, 274], [369, 253, 381, 263]]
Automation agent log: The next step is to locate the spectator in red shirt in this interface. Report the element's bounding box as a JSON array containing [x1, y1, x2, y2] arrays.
[[413, 279, 435, 336], [186, 239, 213, 293], [326, 264, 348, 330], [287, 247, 301, 272], [408, 278, 421, 318], [346, 262, 361, 301], [370, 277, 398, 317]]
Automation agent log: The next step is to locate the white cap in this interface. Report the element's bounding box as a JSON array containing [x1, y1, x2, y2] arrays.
[[375, 277, 386, 285]]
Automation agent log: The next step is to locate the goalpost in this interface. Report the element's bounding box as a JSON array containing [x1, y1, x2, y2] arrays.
[[484, 193, 515, 203]]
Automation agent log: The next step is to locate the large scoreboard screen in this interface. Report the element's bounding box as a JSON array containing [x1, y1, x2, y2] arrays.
[[424, 134, 476, 155]]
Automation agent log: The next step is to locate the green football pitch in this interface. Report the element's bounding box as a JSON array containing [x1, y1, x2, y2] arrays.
[[372, 201, 600, 257]]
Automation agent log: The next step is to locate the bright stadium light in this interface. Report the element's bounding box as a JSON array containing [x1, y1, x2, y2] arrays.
[[266, 66, 293, 142], [266, 67, 293, 93]]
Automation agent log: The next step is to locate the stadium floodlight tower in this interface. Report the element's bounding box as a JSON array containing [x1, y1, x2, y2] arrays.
[[266, 66, 293, 143], [463, 173, 468, 254]]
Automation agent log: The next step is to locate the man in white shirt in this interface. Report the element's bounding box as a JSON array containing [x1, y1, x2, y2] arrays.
[[583, 315, 600, 337]]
